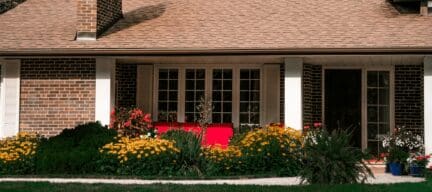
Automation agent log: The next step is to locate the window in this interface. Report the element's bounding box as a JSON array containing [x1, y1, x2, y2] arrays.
[[185, 69, 205, 122], [239, 69, 260, 125], [157, 69, 178, 121], [367, 71, 390, 156], [212, 69, 233, 123], [154, 65, 263, 126]]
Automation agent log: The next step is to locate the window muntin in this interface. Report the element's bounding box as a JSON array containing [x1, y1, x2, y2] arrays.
[[157, 69, 178, 122], [185, 69, 206, 122], [212, 69, 233, 123]]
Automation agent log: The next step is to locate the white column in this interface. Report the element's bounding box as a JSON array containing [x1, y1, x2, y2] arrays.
[[424, 56, 432, 155], [1, 60, 20, 137], [284, 58, 303, 130], [95, 58, 115, 126]]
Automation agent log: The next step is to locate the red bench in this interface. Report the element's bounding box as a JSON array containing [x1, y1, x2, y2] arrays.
[[154, 122, 233, 148]]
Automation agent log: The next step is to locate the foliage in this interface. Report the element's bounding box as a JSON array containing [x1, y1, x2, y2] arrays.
[[110, 107, 154, 137], [99, 137, 179, 175], [237, 123, 303, 176], [300, 128, 373, 184], [202, 145, 243, 175], [35, 122, 117, 174], [387, 147, 410, 164], [0, 132, 40, 174], [161, 130, 204, 176]]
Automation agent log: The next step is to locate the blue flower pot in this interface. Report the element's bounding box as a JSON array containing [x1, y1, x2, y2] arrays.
[[410, 166, 423, 177], [389, 162, 402, 176], [385, 163, 391, 173]]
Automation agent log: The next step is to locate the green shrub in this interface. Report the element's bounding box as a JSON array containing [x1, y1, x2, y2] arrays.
[[161, 130, 204, 176], [0, 132, 41, 174], [98, 137, 179, 176], [237, 124, 303, 176], [300, 129, 373, 184], [35, 122, 117, 174]]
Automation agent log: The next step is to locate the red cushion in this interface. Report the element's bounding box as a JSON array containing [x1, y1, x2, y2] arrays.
[[155, 122, 234, 148], [203, 123, 233, 148]]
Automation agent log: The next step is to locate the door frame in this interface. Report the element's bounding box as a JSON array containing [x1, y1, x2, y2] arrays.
[[322, 63, 395, 151]]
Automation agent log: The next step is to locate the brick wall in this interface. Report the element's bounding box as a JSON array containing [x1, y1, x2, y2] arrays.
[[303, 63, 322, 127], [20, 58, 96, 136], [116, 63, 136, 107], [395, 64, 424, 134], [77, 0, 122, 36]]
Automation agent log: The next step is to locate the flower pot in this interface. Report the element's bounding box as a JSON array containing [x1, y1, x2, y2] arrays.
[[409, 165, 423, 177], [389, 162, 402, 176]]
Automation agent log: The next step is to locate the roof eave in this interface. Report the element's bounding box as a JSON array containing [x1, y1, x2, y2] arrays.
[[1, 48, 432, 57]]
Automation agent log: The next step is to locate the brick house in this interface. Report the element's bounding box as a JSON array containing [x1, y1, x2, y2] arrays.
[[0, 0, 432, 155]]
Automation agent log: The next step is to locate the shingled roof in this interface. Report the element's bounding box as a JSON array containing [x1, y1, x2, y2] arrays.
[[1, 0, 432, 54]]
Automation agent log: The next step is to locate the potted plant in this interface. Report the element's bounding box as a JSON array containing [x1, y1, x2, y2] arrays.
[[407, 153, 431, 177], [382, 127, 423, 176]]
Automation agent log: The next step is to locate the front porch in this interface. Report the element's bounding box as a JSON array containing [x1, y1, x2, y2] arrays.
[[94, 55, 432, 156]]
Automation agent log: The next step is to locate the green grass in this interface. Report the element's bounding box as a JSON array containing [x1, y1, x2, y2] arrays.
[[0, 180, 431, 192]]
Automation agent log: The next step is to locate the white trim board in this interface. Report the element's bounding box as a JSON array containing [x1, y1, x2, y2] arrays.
[[0, 60, 20, 138], [424, 56, 432, 156], [284, 58, 303, 130]]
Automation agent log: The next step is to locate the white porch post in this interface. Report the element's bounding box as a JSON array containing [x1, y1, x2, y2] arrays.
[[95, 58, 115, 126], [1, 60, 20, 137], [284, 58, 303, 130], [424, 56, 432, 155]]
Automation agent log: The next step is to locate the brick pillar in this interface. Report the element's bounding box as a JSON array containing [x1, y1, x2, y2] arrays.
[[303, 64, 322, 127]]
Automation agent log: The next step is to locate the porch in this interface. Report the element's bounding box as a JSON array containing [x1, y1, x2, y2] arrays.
[[93, 55, 432, 155]]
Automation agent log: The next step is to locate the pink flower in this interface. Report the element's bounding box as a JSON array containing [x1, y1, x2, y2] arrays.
[[144, 114, 152, 123], [313, 122, 322, 128], [123, 121, 131, 128], [303, 125, 310, 130]]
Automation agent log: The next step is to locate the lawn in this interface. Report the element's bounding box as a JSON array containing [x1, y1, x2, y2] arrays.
[[0, 180, 431, 192]]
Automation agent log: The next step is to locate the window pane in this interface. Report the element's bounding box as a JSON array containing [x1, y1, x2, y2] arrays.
[[367, 71, 378, 87], [186, 80, 195, 90]]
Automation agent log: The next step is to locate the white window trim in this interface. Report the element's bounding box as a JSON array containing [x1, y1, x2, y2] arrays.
[[321, 63, 395, 151], [152, 64, 263, 127]]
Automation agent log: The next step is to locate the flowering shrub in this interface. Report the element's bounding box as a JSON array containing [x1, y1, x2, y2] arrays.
[[238, 123, 303, 176], [202, 145, 242, 175], [382, 128, 424, 152], [110, 107, 154, 137], [99, 137, 180, 175], [0, 132, 40, 174]]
